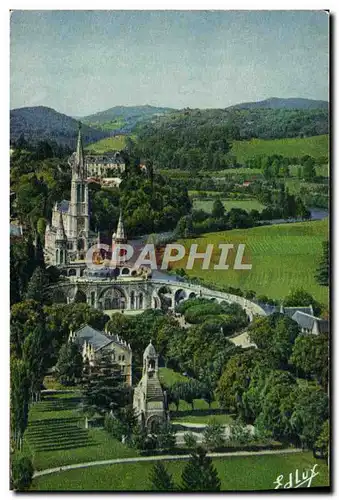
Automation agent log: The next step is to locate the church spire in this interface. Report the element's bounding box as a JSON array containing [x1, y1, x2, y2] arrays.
[[56, 211, 67, 241], [113, 210, 127, 244], [75, 122, 85, 172]]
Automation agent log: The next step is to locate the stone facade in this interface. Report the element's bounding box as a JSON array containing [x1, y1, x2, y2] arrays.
[[44, 125, 97, 266], [85, 153, 125, 179], [133, 342, 167, 431], [69, 324, 132, 386]]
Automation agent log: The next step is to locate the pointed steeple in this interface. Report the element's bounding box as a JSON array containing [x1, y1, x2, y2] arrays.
[[113, 210, 127, 244], [56, 211, 67, 241], [75, 122, 85, 174]]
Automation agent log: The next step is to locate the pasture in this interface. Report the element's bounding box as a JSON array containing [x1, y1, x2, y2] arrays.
[[85, 135, 127, 153], [31, 452, 329, 491], [231, 134, 329, 163], [173, 219, 329, 305], [192, 199, 265, 213]]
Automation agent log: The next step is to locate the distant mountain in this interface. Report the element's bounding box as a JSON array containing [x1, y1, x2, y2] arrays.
[[229, 97, 328, 110], [10, 106, 110, 147], [82, 105, 175, 133]]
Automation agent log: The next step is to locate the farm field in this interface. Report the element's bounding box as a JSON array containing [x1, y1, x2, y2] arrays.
[[31, 452, 329, 491], [193, 199, 265, 213], [23, 392, 137, 471], [85, 135, 127, 153], [231, 134, 329, 163], [173, 219, 329, 305]]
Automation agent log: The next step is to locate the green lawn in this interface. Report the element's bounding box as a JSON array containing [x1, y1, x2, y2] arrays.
[[31, 452, 329, 491], [193, 199, 265, 213], [173, 219, 329, 305], [85, 135, 127, 153], [24, 392, 137, 471], [171, 413, 233, 425], [231, 135, 329, 163], [159, 367, 188, 386]]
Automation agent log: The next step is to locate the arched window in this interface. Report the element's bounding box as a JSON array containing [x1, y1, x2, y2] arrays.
[[60, 249, 64, 264], [130, 291, 135, 309], [56, 249, 59, 264], [91, 291, 95, 306], [77, 184, 81, 203], [139, 293, 143, 309], [82, 184, 85, 202]]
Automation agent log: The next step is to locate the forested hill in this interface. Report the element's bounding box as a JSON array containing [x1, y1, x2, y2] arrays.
[[10, 106, 110, 147], [137, 107, 329, 170], [82, 105, 175, 133], [139, 106, 328, 144], [228, 97, 328, 110]]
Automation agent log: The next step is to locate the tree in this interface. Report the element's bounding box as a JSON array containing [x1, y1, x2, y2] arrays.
[[10, 358, 30, 450], [181, 446, 221, 491], [202, 420, 225, 451], [302, 157, 316, 180], [156, 422, 176, 450], [284, 288, 322, 316], [290, 385, 329, 449], [184, 432, 198, 450], [290, 334, 328, 387], [248, 314, 300, 369], [217, 350, 263, 412], [22, 323, 47, 402], [25, 266, 49, 303], [229, 418, 252, 444], [81, 351, 129, 415], [211, 198, 225, 219], [55, 342, 83, 386], [315, 241, 329, 286], [149, 462, 176, 491], [10, 453, 34, 491], [314, 419, 329, 461]]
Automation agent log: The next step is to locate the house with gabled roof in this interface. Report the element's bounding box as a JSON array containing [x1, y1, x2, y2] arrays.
[[69, 323, 132, 386], [291, 311, 329, 335]]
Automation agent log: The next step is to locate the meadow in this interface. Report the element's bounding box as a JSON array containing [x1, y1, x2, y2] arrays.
[[230, 134, 329, 163], [23, 392, 137, 471], [85, 135, 127, 153], [31, 452, 329, 491], [173, 219, 329, 305], [193, 199, 265, 213]]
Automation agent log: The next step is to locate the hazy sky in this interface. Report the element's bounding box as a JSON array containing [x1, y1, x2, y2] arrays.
[[10, 10, 329, 116]]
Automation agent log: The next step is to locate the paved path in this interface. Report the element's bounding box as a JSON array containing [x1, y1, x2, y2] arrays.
[[33, 448, 302, 478]]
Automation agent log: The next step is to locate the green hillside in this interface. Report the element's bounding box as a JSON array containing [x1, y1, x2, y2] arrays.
[[85, 135, 127, 153], [231, 135, 329, 163], [173, 219, 329, 305]]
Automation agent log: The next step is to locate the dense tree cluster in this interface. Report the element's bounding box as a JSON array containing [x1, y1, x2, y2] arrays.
[[217, 313, 329, 452]]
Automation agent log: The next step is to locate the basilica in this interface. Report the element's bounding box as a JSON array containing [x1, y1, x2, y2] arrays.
[[44, 125, 97, 266]]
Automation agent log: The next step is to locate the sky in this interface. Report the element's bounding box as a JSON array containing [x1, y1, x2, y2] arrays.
[[10, 10, 329, 116]]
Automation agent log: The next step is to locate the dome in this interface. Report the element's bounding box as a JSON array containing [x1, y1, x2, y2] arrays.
[[143, 340, 157, 359]]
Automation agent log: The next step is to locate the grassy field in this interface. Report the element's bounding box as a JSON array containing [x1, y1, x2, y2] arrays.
[[193, 199, 265, 213], [173, 219, 329, 305], [85, 135, 127, 152], [231, 135, 329, 163], [159, 367, 188, 386], [24, 392, 137, 471], [31, 452, 329, 491]]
